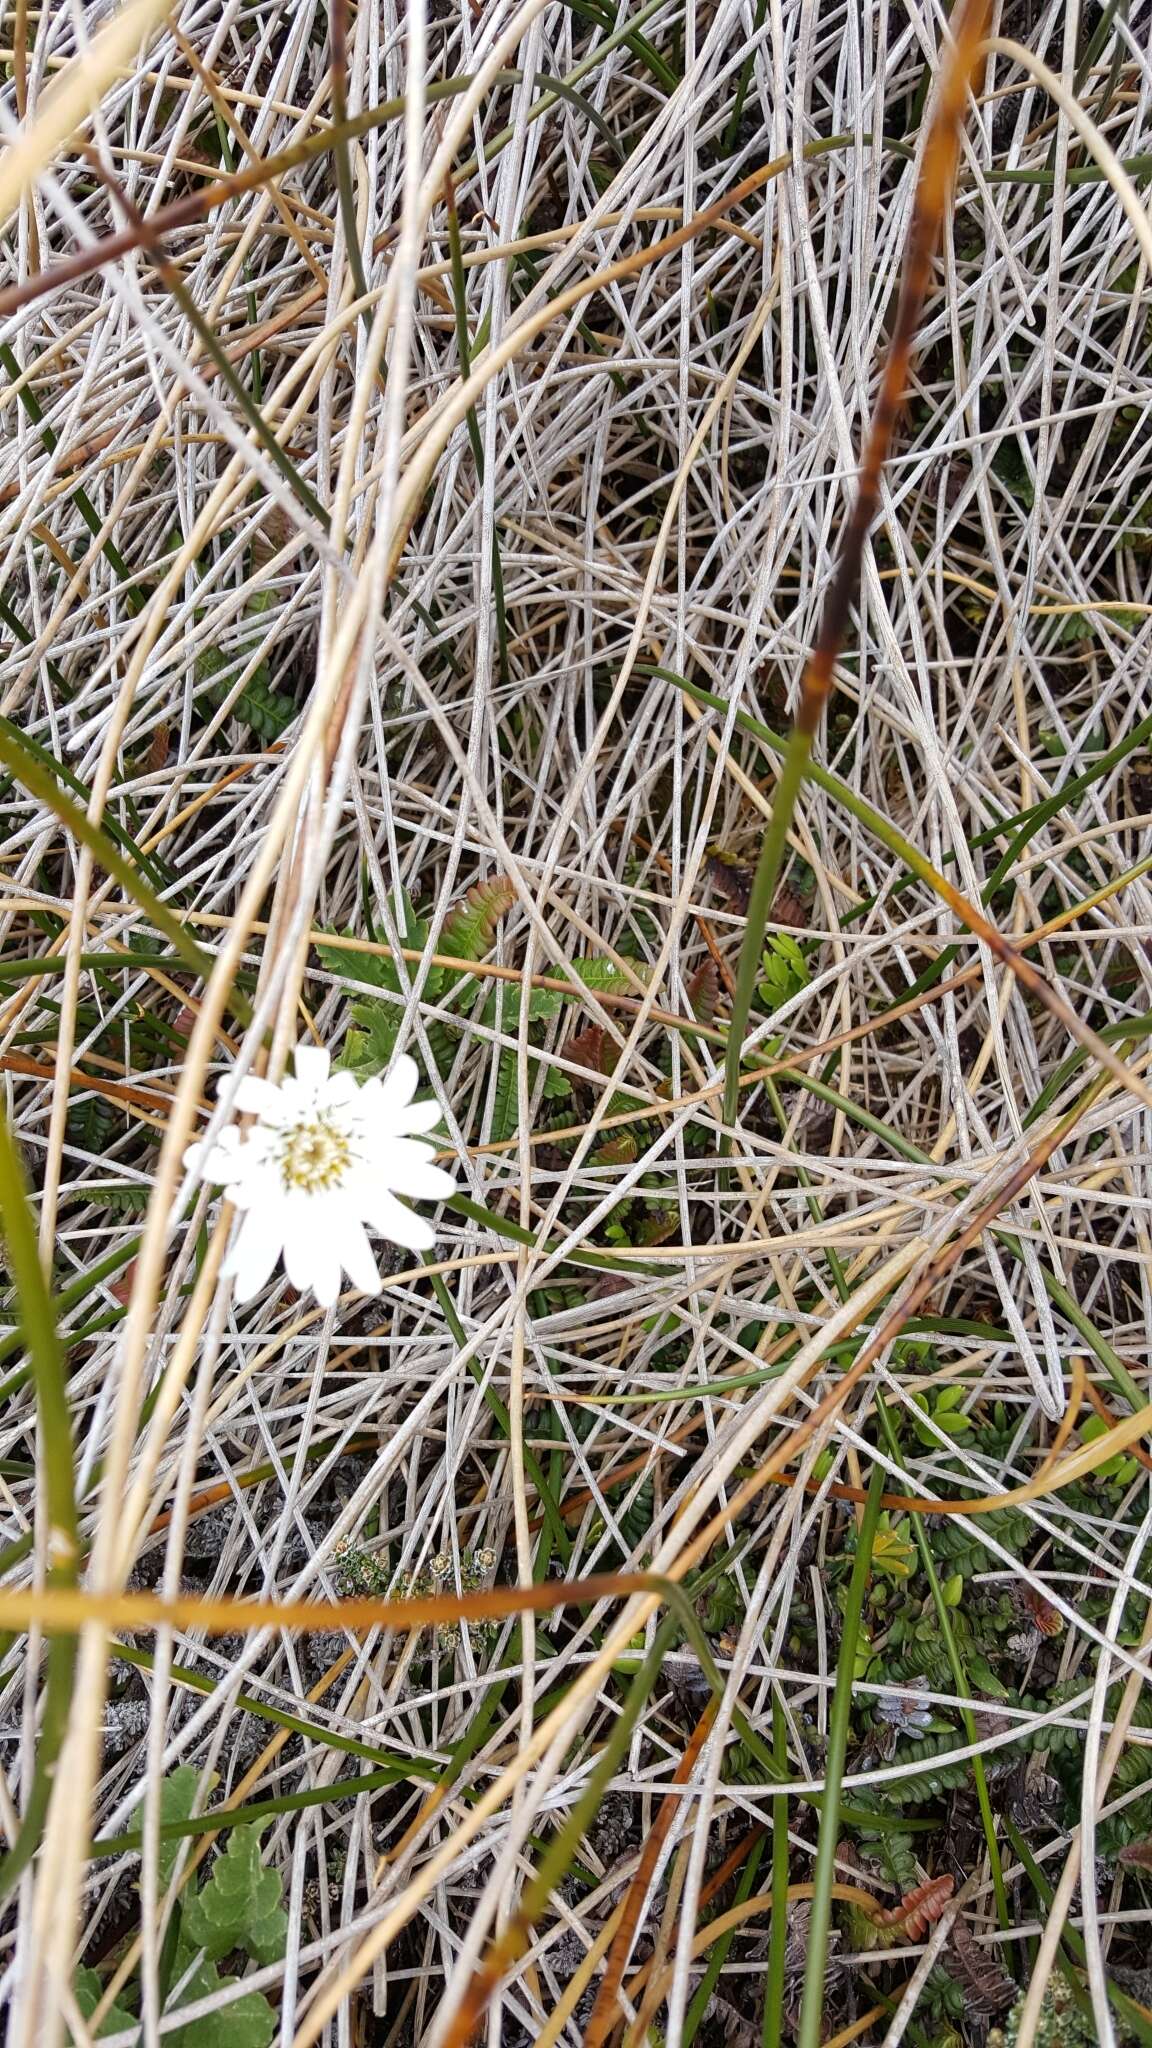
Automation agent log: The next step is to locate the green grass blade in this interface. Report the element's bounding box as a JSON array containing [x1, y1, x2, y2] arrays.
[[797, 1462, 885, 2048], [0, 1114, 80, 1899]]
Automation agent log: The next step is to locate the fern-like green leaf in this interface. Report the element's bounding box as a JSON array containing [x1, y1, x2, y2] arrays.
[[438, 875, 515, 962], [317, 893, 429, 998], [490, 1050, 520, 1144]]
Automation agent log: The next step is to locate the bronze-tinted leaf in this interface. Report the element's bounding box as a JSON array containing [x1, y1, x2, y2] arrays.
[[566, 1024, 613, 1077], [872, 1873, 955, 1938], [686, 957, 720, 1025], [1118, 1839, 1152, 1871], [770, 886, 808, 930], [1020, 1583, 1063, 1637], [943, 1917, 1015, 2015], [706, 847, 752, 915]]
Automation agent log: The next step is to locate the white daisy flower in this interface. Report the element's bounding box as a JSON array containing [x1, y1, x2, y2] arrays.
[[185, 1048, 455, 1307]]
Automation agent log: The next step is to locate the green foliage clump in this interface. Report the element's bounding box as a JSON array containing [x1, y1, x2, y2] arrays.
[[165, 1951, 280, 2048], [181, 1826, 288, 1965], [908, 1383, 974, 1447], [757, 931, 810, 1013], [335, 1539, 498, 1651], [74, 1769, 287, 2046], [928, 1506, 1035, 1582], [195, 590, 297, 741], [319, 880, 637, 1142], [990, 1978, 1094, 2048], [73, 1969, 136, 2038]]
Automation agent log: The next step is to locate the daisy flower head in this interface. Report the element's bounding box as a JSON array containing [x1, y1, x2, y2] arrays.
[[185, 1047, 455, 1307]]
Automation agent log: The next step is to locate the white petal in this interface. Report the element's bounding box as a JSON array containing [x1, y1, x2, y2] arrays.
[[376, 1054, 419, 1122], [375, 1140, 455, 1200], [341, 1220, 381, 1297], [225, 1160, 281, 1211], [224, 1206, 286, 1301], [293, 1045, 331, 1096], [382, 1096, 443, 1138], [281, 1201, 322, 1293], [186, 1133, 249, 1188], [365, 1189, 436, 1253], [231, 1075, 289, 1122], [184, 1139, 207, 1176], [320, 1068, 361, 1108], [282, 1205, 339, 1305], [309, 1243, 342, 1306]]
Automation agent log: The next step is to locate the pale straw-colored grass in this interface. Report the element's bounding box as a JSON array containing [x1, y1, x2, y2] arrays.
[[2, 0, 1152, 2043]]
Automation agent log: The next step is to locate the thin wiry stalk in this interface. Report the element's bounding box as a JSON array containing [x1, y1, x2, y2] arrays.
[[2, 0, 1152, 2039], [724, 0, 994, 1126]]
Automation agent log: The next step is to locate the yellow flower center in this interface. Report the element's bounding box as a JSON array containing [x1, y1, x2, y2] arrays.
[[279, 1115, 352, 1193]]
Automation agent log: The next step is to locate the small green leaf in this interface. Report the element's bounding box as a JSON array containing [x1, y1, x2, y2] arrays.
[[966, 1653, 1008, 1698], [148, 1764, 208, 1887], [870, 1515, 916, 1581], [73, 1967, 135, 2039], [180, 1827, 287, 1966], [166, 1947, 276, 2048], [757, 932, 810, 1014]]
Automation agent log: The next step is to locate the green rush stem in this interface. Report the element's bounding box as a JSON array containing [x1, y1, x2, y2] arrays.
[[659, 670, 1152, 898], [0, 1116, 80, 1899], [425, 1262, 571, 1563], [0, 711, 171, 887], [1024, 1008, 1152, 1132], [155, 254, 327, 529], [0, 340, 132, 583], [984, 154, 1152, 185], [556, 0, 678, 94], [797, 1461, 886, 2048], [723, 726, 811, 1129], [0, 723, 246, 1021], [1073, 0, 1127, 98], [109, 1639, 437, 1776], [211, 117, 264, 399], [446, 1188, 663, 1280], [724, 0, 769, 152], [667, 669, 1152, 1205], [765, 1070, 850, 1301], [457, 0, 673, 177], [91, 1764, 414, 1858], [0, 1127, 79, 1566], [875, 1395, 1010, 1936], [684, 1834, 766, 2046], [1, 32, 674, 326], [0, 591, 70, 694], [0, 712, 170, 888], [0, 950, 204, 983], [1004, 1820, 1152, 2047], [789, 1057, 1147, 1418], [522, 1610, 689, 1918], [728, 0, 993, 1141], [0, 1234, 141, 1378], [90, 1761, 438, 1859], [763, 1692, 790, 2048]]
